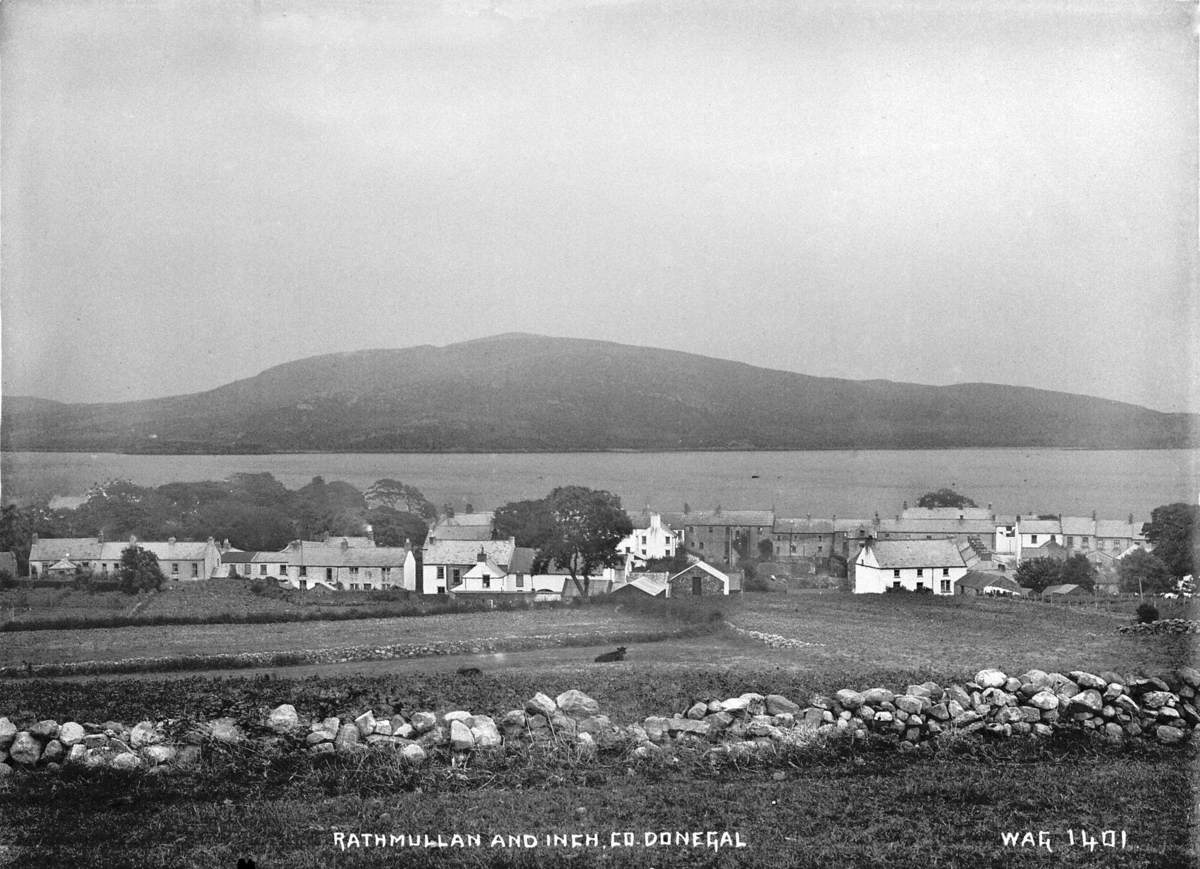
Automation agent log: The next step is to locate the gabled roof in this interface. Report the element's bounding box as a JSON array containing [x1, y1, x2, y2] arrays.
[[464, 559, 506, 578], [432, 512, 494, 529], [1042, 583, 1088, 596], [30, 538, 105, 562], [862, 539, 965, 569], [49, 558, 78, 571], [1060, 516, 1095, 535], [509, 547, 537, 574], [773, 517, 835, 534], [956, 571, 1021, 592], [877, 517, 998, 535], [900, 507, 994, 521], [107, 540, 214, 561], [669, 560, 730, 583], [428, 525, 494, 541], [1019, 519, 1061, 534], [423, 538, 516, 567], [285, 542, 411, 567], [220, 550, 256, 564], [617, 574, 669, 596], [320, 534, 374, 547], [682, 510, 774, 527], [833, 518, 874, 534], [1095, 519, 1142, 539]]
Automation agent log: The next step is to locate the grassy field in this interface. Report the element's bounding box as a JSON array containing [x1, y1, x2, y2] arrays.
[[1, 589, 1196, 868]]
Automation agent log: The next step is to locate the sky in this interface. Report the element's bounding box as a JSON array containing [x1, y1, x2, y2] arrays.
[[2, 0, 1197, 413]]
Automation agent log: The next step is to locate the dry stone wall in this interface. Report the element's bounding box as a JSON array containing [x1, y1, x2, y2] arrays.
[[2, 666, 1196, 778]]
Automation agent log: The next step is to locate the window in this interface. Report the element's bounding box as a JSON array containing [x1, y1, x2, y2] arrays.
[[299, 566, 307, 577], [279, 564, 287, 574], [300, 580, 308, 590], [916, 582, 924, 590], [515, 574, 524, 588], [916, 568, 923, 577], [452, 568, 462, 584], [191, 563, 199, 577], [893, 569, 901, 578], [436, 587, 446, 595], [1030, 535, 1038, 544], [260, 565, 268, 576], [326, 568, 334, 581], [172, 563, 179, 574], [482, 575, 491, 589], [892, 581, 901, 589], [1067, 536, 1075, 547], [942, 567, 949, 576], [436, 566, 445, 580], [349, 567, 359, 575], [1082, 536, 1089, 547], [940, 580, 951, 593]]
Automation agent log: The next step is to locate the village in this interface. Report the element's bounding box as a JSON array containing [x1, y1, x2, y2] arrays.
[[22, 500, 1165, 603]]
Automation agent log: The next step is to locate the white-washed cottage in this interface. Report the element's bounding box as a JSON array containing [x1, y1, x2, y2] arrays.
[[853, 539, 968, 595]]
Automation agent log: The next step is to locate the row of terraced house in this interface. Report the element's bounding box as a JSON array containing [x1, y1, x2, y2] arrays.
[[23, 503, 1148, 600]]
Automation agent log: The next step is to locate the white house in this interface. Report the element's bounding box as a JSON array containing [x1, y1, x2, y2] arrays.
[[449, 547, 538, 596], [1014, 518, 1062, 559], [28, 534, 223, 581], [853, 539, 968, 595], [420, 538, 518, 595], [617, 512, 680, 564], [279, 539, 416, 591]]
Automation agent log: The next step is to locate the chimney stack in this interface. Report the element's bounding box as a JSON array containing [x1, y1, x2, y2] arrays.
[[477, 548, 487, 563]]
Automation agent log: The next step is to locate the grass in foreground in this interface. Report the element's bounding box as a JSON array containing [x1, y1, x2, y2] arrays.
[[1, 736, 1192, 868]]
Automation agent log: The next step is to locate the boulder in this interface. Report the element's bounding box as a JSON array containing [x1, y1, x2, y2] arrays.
[[1027, 691, 1059, 711], [0, 718, 15, 751], [449, 720, 476, 751], [66, 744, 88, 765], [41, 739, 64, 764], [410, 712, 437, 734], [130, 721, 161, 748], [334, 724, 361, 752], [305, 731, 334, 746], [720, 696, 750, 714], [443, 711, 472, 723], [309, 742, 335, 756], [208, 718, 243, 744], [468, 716, 502, 749], [894, 696, 923, 715], [835, 689, 865, 710], [57, 722, 86, 747], [975, 669, 1007, 689], [1102, 684, 1126, 703], [373, 720, 393, 737], [354, 711, 377, 737], [686, 702, 708, 720], [765, 695, 800, 716], [526, 693, 557, 719], [1069, 671, 1106, 690], [111, 752, 141, 771], [400, 743, 427, 764], [576, 715, 613, 735], [8, 733, 41, 766], [29, 720, 60, 740], [1156, 725, 1186, 744], [267, 705, 300, 733], [667, 718, 709, 736], [1178, 666, 1200, 690], [555, 690, 600, 717], [1069, 690, 1103, 713], [643, 717, 670, 742], [862, 688, 895, 706], [145, 745, 177, 765], [926, 703, 950, 722], [1141, 692, 1175, 710]]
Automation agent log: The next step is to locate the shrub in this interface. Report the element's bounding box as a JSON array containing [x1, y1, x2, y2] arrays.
[[0, 570, 16, 589], [1136, 602, 1159, 624]]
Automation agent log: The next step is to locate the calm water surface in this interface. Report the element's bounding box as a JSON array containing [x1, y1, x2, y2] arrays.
[[2, 450, 1197, 520]]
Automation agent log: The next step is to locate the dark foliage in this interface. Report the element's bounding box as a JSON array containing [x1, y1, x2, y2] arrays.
[[1136, 602, 1159, 624], [915, 488, 978, 509]]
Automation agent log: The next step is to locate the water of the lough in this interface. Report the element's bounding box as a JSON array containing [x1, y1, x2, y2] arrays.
[[2, 449, 1197, 520]]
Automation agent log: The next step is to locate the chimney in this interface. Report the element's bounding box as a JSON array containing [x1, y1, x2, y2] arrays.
[[289, 540, 301, 551], [987, 503, 992, 511], [403, 537, 412, 550], [31, 533, 38, 545], [207, 536, 214, 546], [222, 538, 231, 552], [1128, 513, 1133, 525], [1091, 510, 1096, 521], [903, 500, 908, 511], [477, 548, 487, 563], [97, 530, 104, 544], [168, 536, 176, 545], [340, 538, 349, 550], [365, 524, 374, 544], [129, 534, 137, 545]]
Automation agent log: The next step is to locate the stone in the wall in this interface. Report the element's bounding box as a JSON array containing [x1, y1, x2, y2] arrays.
[[8, 733, 41, 766], [146, 745, 177, 765], [576, 715, 612, 735], [1069, 690, 1102, 714], [111, 752, 141, 771], [58, 722, 86, 747], [309, 742, 335, 756], [373, 720, 393, 737], [1141, 692, 1175, 710], [443, 711, 471, 724], [66, 744, 88, 765], [449, 719, 475, 751], [1156, 725, 1185, 744], [526, 693, 557, 719], [1069, 671, 1106, 690], [410, 712, 437, 734], [975, 669, 1007, 689], [41, 740, 65, 764], [354, 711, 376, 737], [643, 717, 670, 742], [29, 720, 59, 740], [208, 718, 243, 744], [894, 696, 923, 715], [765, 695, 799, 716], [835, 689, 865, 710], [267, 705, 300, 733], [334, 724, 361, 752], [400, 743, 427, 764], [130, 721, 162, 748], [556, 690, 600, 717], [0, 718, 15, 752], [862, 688, 894, 706], [686, 702, 708, 720], [468, 716, 501, 749], [1178, 667, 1200, 690]]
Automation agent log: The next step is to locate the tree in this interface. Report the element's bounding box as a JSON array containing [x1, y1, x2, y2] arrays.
[[1058, 553, 1096, 592], [1118, 549, 1173, 595], [916, 489, 978, 509], [365, 506, 428, 548], [1014, 557, 1063, 594], [117, 545, 166, 594], [538, 486, 633, 597], [364, 479, 438, 521], [493, 498, 554, 549], [1143, 503, 1198, 579]]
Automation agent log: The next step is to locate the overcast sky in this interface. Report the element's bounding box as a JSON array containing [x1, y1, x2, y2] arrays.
[[3, 0, 1196, 412]]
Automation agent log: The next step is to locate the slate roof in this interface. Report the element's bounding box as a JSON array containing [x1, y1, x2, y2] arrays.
[[833, 519, 874, 534], [423, 538, 516, 567], [285, 542, 411, 567], [877, 517, 998, 535], [1019, 520, 1062, 535], [1095, 519, 1142, 539], [682, 510, 775, 527], [773, 517, 835, 534], [863, 539, 966, 569], [221, 551, 256, 564], [669, 560, 730, 584], [956, 571, 1022, 593], [29, 538, 105, 562], [121, 541, 213, 561], [900, 507, 994, 521], [1042, 583, 1089, 596], [1060, 516, 1095, 536], [616, 575, 669, 596], [508, 547, 537, 575]]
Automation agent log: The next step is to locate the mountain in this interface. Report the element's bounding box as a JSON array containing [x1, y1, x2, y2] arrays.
[[2, 334, 1196, 452]]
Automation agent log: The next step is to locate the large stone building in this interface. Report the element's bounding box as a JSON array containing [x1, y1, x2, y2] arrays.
[[28, 534, 223, 581]]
